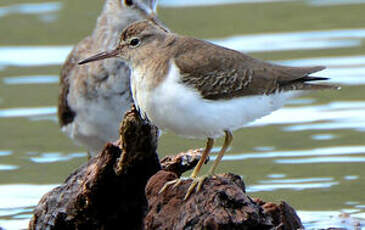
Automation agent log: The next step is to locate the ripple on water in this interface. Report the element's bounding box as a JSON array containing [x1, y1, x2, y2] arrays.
[[0, 2, 62, 17], [277, 55, 365, 86], [309, 0, 365, 6], [346, 201, 361, 205], [253, 146, 275, 152], [0, 207, 33, 218], [2, 29, 365, 73], [0, 219, 30, 230], [259, 177, 334, 184], [0, 184, 58, 209], [29, 115, 58, 122], [315, 67, 365, 85], [250, 101, 365, 132], [0, 107, 56, 118], [344, 175, 360, 180], [0, 164, 18, 171], [219, 145, 365, 161], [247, 181, 338, 192], [3, 75, 58, 85], [278, 55, 365, 67], [159, 0, 293, 7], [29, 152, 86, 163], [266, 174, 286, 178], [298, 210, 365, 229], [248, 177, 338, 192], [0, 46, 72, 67], [311, 134, 336, 141], [276, 156, 365, 164], [212, 29, 365, 53], [159, 0, 365, 7], [0, 184, 58, 229], [0, 151, 12, 156]]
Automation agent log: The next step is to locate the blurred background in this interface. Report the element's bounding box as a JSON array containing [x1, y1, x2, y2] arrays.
[[0, 0, 364, 229]]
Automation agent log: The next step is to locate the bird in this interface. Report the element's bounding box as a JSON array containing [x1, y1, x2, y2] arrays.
[[57, 0, 161, 156], [79, 20, 338, 199]]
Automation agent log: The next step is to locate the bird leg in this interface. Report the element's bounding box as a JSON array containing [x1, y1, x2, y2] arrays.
[[190, 138, 214, 178], [159, 138, 214, 198], [208, 130, 233, 176], [87, 151, 92, 160], [184, 131, 232, 200], [184, 138, 214, 200]]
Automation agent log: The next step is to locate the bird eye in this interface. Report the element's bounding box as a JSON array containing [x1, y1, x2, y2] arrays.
[[129, 38, 141, 47], [124, 0, 133, 6]]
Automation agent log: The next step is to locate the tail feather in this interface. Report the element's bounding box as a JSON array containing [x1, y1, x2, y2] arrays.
[[280, 81, 340, 91], [276, 65, 326, 81], [300, 76, 329, 82], [279, 74, 340, 91]]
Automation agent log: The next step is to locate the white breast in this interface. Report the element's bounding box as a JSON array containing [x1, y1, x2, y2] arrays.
[[130, 67, 152, 120], [132, 62, 302, 139]]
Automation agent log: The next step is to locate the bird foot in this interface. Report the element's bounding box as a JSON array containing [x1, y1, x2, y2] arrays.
[[184, 175, 209, 200], [159, 178, 184, 194], [159, 175, 211, 200]]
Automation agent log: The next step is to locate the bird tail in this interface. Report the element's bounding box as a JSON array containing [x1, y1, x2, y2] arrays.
[[281, 75, 340, 91]]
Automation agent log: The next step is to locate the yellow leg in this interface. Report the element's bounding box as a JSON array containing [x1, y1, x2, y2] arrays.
[[87, 151, 92, 160], [184, 138, 214, 200], [159, 138, 214, 195], [190, 138, 214, 178], [208, 131, 233, 176]]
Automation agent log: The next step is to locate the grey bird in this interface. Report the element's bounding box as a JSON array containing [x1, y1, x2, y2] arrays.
[[58, 0, 160, 155]]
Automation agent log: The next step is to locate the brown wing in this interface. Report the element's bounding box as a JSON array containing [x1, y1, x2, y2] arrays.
[[57, 36, 93, 127], [174, 37, 334, 100]]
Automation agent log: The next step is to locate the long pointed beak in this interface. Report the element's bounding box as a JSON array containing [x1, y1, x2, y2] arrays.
[[78, 49, 120, 65]]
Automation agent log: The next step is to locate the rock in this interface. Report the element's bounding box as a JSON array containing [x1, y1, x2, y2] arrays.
[[144, 170, 304, 230], [29, 106, 306, 230], [29, 106, 160, 230], [160, 149, 209, 177]]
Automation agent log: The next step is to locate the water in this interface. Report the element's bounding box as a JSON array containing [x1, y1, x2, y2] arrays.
[[0, 0, 364, 229]]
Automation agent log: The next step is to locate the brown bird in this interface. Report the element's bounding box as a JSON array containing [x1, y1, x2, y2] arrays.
[[79, 20, 338, 199], [57, 0, 160, 155]]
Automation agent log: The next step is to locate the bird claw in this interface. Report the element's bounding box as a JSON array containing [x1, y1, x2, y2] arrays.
[[159, 178, 183, 194], [159, 175, 210, 200], [184, 175, 208, 200]]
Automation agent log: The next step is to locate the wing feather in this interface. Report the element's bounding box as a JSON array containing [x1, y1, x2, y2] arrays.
[[174, 37, 333, 100]]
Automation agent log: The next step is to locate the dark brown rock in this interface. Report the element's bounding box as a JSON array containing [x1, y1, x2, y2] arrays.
[[29, 106, 161, 230], [258, 199, 304, 230], [144, 170, 274, 230], [29, 106, 306, 230], [160, 149, 209, 177]]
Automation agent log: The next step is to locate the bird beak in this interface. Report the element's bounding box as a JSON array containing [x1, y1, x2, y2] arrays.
[[78, 48, 120, 65]]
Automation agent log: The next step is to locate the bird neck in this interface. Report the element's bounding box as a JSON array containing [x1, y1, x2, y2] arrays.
[[92, 2, 139, 50]]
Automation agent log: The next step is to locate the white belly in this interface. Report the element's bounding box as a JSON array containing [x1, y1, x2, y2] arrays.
[[133, 63, 302, 139]]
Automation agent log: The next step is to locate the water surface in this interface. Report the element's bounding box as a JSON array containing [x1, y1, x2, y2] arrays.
[[0, 0, 364, 229]]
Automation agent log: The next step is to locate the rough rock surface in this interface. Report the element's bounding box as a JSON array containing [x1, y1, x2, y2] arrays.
[[144, 170, 304, 230], [29, 106, 307, 230], [29, 107, 160, 230]]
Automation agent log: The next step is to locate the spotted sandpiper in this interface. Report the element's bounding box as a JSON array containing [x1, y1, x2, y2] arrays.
[[57, 0, 160, 155], [79, 20, 338, 199]]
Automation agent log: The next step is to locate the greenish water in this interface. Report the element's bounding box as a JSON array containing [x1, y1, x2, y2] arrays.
[[0, 0, 364, 229]]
